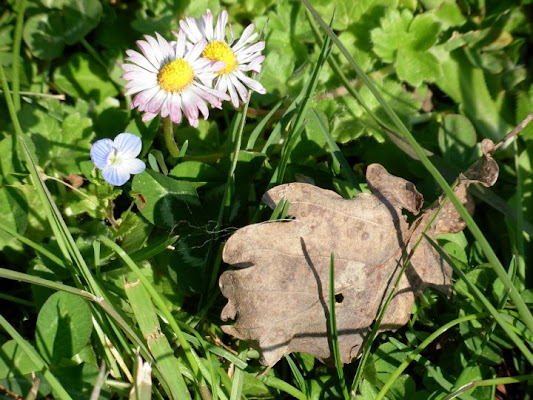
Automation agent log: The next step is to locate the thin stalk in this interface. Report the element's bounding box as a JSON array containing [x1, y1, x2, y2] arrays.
[[376, 313, 487, 400], [425, 236, 533, 365], [0, 64, 103, 297], [260, 376, 307, 400], [98, 236, 201, 381], [205, 96, 251, 297], [0, 224, 67, 268], [302, 0, 533, 343], [351, 181, 455, 395], [284, 355, 307, 395], [274, 26, 332, 185], [163, 118, 180, 160], [329, 253, 350, 400], [11, 0, 27, 111], [0, 292, 33, 307], [443, 374, 533, 400], [513, 139, 525, 290], [0, 315, 72, 400]]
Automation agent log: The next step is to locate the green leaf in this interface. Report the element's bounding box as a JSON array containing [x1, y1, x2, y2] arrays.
[[408, 13, 441, 51], [0, 340, 39, 379], [396, 48, 442, 86], [54, 53, 119, 102], [371, 8, 412, 63], [61, 0, 103, 45], [169, 161, 225, 184], [0, 185, 28, 250], [23, 0, 102, 59], [435, 49, 511, 141], [23, 13, 65, 59], [35, 292, 93, 363], [430, 1, 467, 29], [54, 363, 111, 399], [438, 114, 478, 169], [131, 170, 202, 228]]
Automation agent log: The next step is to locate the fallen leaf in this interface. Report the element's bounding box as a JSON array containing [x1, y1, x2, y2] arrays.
[[220, 142, 499, 366]]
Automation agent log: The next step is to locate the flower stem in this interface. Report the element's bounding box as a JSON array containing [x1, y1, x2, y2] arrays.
[[163, 118, 179, 161], [12, 0, 27, 112]]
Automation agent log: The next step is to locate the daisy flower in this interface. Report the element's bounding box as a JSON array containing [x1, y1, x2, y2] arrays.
[[90, 133, 146, 186], [122, 31, 229, 127], [180, 9, 266, 107]]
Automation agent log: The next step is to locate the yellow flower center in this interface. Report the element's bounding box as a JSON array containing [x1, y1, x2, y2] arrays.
[[202, 41, 238, 75], [157, 59, 194, 92]]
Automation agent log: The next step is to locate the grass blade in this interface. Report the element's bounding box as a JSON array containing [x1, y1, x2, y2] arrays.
[[425, 235, 533, 365], [376, 313, 488, 400], [0, 314, 72, 400], [260, 376, 307, 400], [284, 355, 307, 395], [328, 253, 349, 400], [98, 236, 204, 386], [271, 20, 332, 186], [311, 109, 361, 193], [229, 351, 247, 400], [246, 98, 284, 151], [124, 278, 191, 400], [302, 0, 533, 354]]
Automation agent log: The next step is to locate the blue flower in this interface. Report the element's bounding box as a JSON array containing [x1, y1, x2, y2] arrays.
[[90, 133, 146, 186]]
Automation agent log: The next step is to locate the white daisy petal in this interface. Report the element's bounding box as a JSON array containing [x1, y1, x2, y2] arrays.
[[136, 40, 160, 69], [123, 31, 229, 127], [142, 112, 158, 122], [90, 139, 113, 169], [113, 133, 143, 158], [234, 70, 266, 94], [181, 10, 266, 107], [203, 9, 214, 41], [215, 10, 228, 41]]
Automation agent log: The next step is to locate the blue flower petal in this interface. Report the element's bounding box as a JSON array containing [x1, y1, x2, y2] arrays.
[[122, 158, 146, 175], [102, 165, 131, 186], [113, 133, 142, 159], [90, 138, 113, 169]]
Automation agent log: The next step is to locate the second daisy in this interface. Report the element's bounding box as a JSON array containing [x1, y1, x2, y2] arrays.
[[180, 9, 267, 108], [122, 30, 230, 127]]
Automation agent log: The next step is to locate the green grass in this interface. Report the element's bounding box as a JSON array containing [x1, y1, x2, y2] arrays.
[[1, 0, 533, 399]]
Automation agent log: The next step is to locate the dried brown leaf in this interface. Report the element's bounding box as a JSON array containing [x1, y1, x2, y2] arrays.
[[220, 142, 499, 366]]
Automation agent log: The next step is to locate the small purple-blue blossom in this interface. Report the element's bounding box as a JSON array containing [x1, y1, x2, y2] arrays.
[[90, 132, 146, 186]]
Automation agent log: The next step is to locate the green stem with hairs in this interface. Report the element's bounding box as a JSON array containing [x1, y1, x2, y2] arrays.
[[12, 0, 27, 111], [163, 117, 180, 161]]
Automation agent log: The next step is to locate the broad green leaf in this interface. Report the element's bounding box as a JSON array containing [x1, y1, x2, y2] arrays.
[[23, 13, 65, 59], [0, 340, 39, 379], [0, 185, 28, 250], [54, 53, 119, 102], [335, 0, 399, 71], [23, 0, 102, 59], [359, 379, 379, 399], [435, 49, 511, 141], [53, 113, 94, 175], [430, 1, 467, 29], [35, 292, 93, 363], [396, 48, 442, 86], [313, 0, 399, 31], [114, 210, 153, 255], [169, 160, 225, 184], [438, 114, 478, 169], [132, 170, 202, 228], [61, 0, 102, 45], [408, 13, 441, 51], [54, 363, 111, 399], [370, 8, 412, 63]]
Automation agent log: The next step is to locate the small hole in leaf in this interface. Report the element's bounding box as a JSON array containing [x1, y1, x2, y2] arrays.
[[335, 293, 344, 304]]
